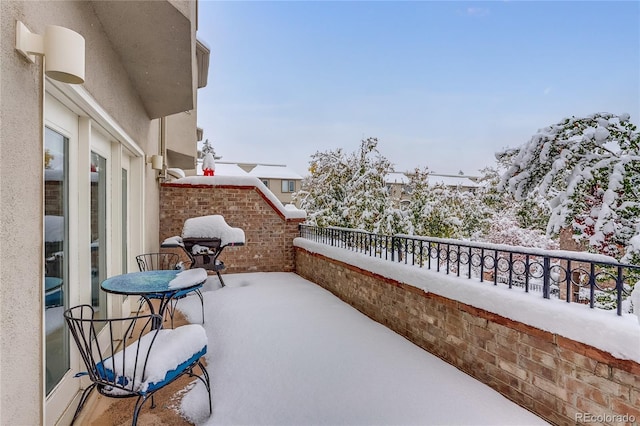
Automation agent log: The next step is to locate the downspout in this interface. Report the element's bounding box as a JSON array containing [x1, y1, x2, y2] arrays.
[[159, 117, 167, 181]]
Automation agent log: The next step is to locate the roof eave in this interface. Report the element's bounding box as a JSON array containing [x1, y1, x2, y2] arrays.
[[92, 0, 195, 119]]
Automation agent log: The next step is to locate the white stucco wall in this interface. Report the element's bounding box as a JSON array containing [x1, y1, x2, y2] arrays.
[[1, 3, 44, 424], [0, 0, 194, 423]]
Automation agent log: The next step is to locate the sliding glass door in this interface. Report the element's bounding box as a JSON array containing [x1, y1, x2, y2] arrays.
[[90, 152, 108, 322], [44, 127, 70, 395]]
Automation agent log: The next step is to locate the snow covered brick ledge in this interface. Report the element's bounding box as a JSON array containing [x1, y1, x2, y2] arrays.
[[294, 240, 640, 425], [160, 178, 306, 273]]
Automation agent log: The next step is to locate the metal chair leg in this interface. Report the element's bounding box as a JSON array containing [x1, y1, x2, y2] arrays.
[[195, 289, 205, 323], [70, 383, 97, 425], [132, 395, 148, 426], [216, 270, 225, 287]]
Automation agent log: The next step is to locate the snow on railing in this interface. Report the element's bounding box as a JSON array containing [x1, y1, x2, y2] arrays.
[[299, 224, 640, 316]]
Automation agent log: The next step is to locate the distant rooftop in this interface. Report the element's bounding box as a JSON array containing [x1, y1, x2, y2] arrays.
[[427, 173, 480, 188], [385, 172, 410, 184], [214, 163, 250, 177], [247, 164, 303, 180], [195, 161, 303, 179], [384, 172, 480, 188]]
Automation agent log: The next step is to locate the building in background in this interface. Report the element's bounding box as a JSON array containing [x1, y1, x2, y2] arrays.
[[246, 164, 304, 205], [192, 161, 304, 205], [385, 172, 481, 207], [0, 1, 208, 423]]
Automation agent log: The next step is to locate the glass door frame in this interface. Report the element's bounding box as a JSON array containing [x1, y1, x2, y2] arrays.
[[44, 80, 147, 425], [43, 92, 81, 424]]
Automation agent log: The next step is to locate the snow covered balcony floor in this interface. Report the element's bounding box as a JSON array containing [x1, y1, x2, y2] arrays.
[[174, 272, 546, 425]]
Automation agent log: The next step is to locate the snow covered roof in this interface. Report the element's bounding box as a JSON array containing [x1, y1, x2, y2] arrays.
[[169, 175, 307, 220], [195, 162, 249, 177], [427, 174, 480, 188], [212, 163, 249, 177], [385, 172, 409, 184], [248, 164, 303, 180]]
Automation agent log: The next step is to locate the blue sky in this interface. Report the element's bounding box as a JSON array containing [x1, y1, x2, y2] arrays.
[[196, 1, 639, 176]]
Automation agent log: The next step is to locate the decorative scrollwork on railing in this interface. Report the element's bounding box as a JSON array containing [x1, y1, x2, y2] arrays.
[[299, 224, 640, 315]]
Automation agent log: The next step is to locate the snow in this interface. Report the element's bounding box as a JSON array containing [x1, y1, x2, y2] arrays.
[[182, 215, 246, 246], [162, 235, 184, 247], [247, 164, 304, 179], [631, 285, 640, 324], [168, 268, 208, 290], [210, 163, 249, 176], [294, 238, 640, 363], [45, 215, 64, 242], [203, 153, 216, 171], [384, 172, 409, 184], [177, 273, 547, 425], [44, 169, 64, 182], [498, 113, 640, 263], [103, 324, 207, 393], [427, 174, 480, 189], [45, 306, 64, 336], [167, 168, 186, 179], [170, 175, 307, 219]]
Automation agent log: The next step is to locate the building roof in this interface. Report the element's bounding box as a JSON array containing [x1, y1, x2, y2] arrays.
[[385, 172, 410, 184], [427, 174, 480, 188], [248, 164, 303, 180]]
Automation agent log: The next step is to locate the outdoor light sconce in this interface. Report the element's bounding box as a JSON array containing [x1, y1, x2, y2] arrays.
[[146, 155, 164, 171], [15, 21, 85, 84]]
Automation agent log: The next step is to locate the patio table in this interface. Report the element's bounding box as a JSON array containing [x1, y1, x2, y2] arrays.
[[100, 268, 208, 329]]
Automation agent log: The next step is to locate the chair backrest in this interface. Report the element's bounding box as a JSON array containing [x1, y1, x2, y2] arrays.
[[136, 253, 180, 272], [64, 305, 162, 395]]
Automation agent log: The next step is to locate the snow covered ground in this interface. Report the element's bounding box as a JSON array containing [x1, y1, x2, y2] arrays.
[[177, 272, 547, 425]]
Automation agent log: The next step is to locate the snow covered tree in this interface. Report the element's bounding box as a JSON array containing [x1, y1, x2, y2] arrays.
[[294, 147, 352, 228], [201, 139, 215, 155], [476, 166, 551, 233], [342, 138, 396, 232], [406, 167, 432, 236], [295, 137, 411, 234], [498, 112, 640, 264], [480, 214, 558, 249], [404, 167, 493, 239]]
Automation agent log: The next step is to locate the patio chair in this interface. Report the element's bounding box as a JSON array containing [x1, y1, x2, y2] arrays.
[[135, 252, 181, 272], [64, 304, 211, 426], [135, 253, 204, 326]]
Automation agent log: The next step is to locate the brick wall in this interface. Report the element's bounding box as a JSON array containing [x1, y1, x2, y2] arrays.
[[160, 183, 304, 273], [295, 246, 640, 426]]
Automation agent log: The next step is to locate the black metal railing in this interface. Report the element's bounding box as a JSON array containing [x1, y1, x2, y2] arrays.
[[299, 224, 640, 316]]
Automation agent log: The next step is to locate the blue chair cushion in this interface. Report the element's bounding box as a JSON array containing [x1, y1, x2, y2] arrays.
[[95, 324, 208, 395], [146, 283, 203, 300]]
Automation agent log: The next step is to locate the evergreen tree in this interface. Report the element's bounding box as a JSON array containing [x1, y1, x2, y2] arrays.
[[343, 137, 395, 232], [294, 148, 351, 228]]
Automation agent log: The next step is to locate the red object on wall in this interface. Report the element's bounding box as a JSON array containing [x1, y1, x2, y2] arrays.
[[203, 169, 214, 176]]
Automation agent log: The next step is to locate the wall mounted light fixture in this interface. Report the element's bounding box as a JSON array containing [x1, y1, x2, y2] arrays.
[[15, 21, 85, 84], [146, 155, 164, 171]]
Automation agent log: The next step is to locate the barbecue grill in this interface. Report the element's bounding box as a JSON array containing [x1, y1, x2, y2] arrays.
[[161, 215, 245, 286]]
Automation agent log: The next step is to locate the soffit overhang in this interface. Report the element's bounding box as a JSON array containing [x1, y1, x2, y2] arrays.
[[167, 149, 196, 170], [91, 0, 195, 119], [196, 39, 210, 89]]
